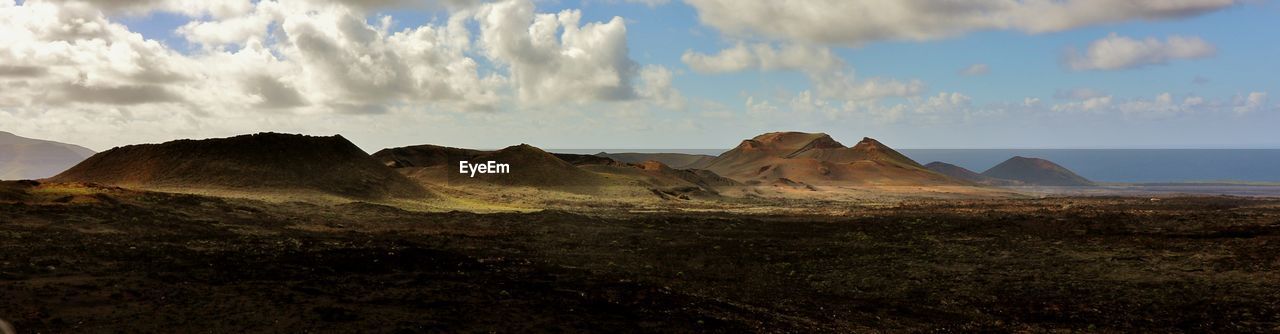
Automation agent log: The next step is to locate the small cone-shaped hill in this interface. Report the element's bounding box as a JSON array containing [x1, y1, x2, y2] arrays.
[[981, 156, 1095, 186]]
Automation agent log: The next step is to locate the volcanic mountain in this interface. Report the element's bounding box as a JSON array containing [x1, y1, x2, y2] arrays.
[[1, 131, 95, 180], [699, 132, 960, 186], [925, 161, 1023, 186], [981, 156, 1095, 186], [50, 133, 428, 199]]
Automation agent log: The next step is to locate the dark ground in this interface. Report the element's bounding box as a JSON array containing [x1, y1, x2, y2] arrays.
[[2, 188, 1279, 333]]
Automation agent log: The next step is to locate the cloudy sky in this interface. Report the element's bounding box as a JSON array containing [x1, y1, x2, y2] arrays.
[[1, 0, 1277, 151]]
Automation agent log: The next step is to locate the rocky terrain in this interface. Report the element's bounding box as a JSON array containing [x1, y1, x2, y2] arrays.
[[1, 183, 1278, 332]]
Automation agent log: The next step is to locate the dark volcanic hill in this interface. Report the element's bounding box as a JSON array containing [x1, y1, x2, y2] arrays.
[[375, 144, 607, 188], [925, 162, 1022, 186], [50, 133, 427, 199], [373, 144, 488, 168], [699, 132, 961, 186], [981, 156, 1095, 186], [470, 144, 606, 187], [595, 153, 716, 169], [551, 153, 629, 167], [1, 131, 95, 180]]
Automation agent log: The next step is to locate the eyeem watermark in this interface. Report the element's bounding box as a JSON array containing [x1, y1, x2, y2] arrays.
[[459, 160, 510, 177]]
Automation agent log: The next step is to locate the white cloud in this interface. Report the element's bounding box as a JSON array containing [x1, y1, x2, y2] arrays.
[[811, 72, 924, 102], [1052, 96, 1114, 112], [0, 0, 683, 149], [635, 65, 686, 110], [1233, 92, 1269, 114], [959, 63, 990, 76], [683, 0, 1239, 46], [1050, 91, 1270, 116], [750, 90, 969, 125], [682, 43, 842, 74], [1065, 33, 1216, 71], [1023, 97, 1042, 107], [474, 0, 638, 105]]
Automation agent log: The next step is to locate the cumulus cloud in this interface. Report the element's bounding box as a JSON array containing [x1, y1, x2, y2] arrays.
[[0, 0, 685, 149], [684, 0, 1238, 46], [635, 65, 686, 110], [959, 63, 989, 76], [475, 0, 639, 105], [1233, 92, 1269, 114], [1065, 33, 1216, 71]]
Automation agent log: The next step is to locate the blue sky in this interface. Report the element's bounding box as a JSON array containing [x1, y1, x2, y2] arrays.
[[1, 0, 1277, 151]]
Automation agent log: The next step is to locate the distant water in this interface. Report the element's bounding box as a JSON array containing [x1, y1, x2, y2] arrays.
[[554, 149, 1280, 183]]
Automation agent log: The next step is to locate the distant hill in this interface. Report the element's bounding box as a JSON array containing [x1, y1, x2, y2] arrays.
[[552, 153, 629, 167], [925, 162, 1022, 186], [0, 131, 95, 180], [374, 144, 488, 168], [981, 156, 1095, 186], [595, 152, 716, 169], [699, 132, 961, 186], [51, 133, 427, 199], [468, 144, 607, 187], [374, 144, 608, 188]]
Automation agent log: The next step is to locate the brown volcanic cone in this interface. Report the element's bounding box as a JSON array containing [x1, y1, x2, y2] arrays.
[[981, 156, 1095, 186], [925, 161, 1022, 186], [50, 133, 428, 199], [700, 132, 960, 186]]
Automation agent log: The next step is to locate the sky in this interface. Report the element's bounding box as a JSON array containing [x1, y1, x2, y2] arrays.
[[1, 0, 1277, 152]]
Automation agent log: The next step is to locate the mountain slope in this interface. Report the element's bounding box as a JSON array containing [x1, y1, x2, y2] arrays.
[[51, 133, 428, 199], [925, 161, 1022, 186], [0, 131, 95, 180], [981, 156, 1095, 186]]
